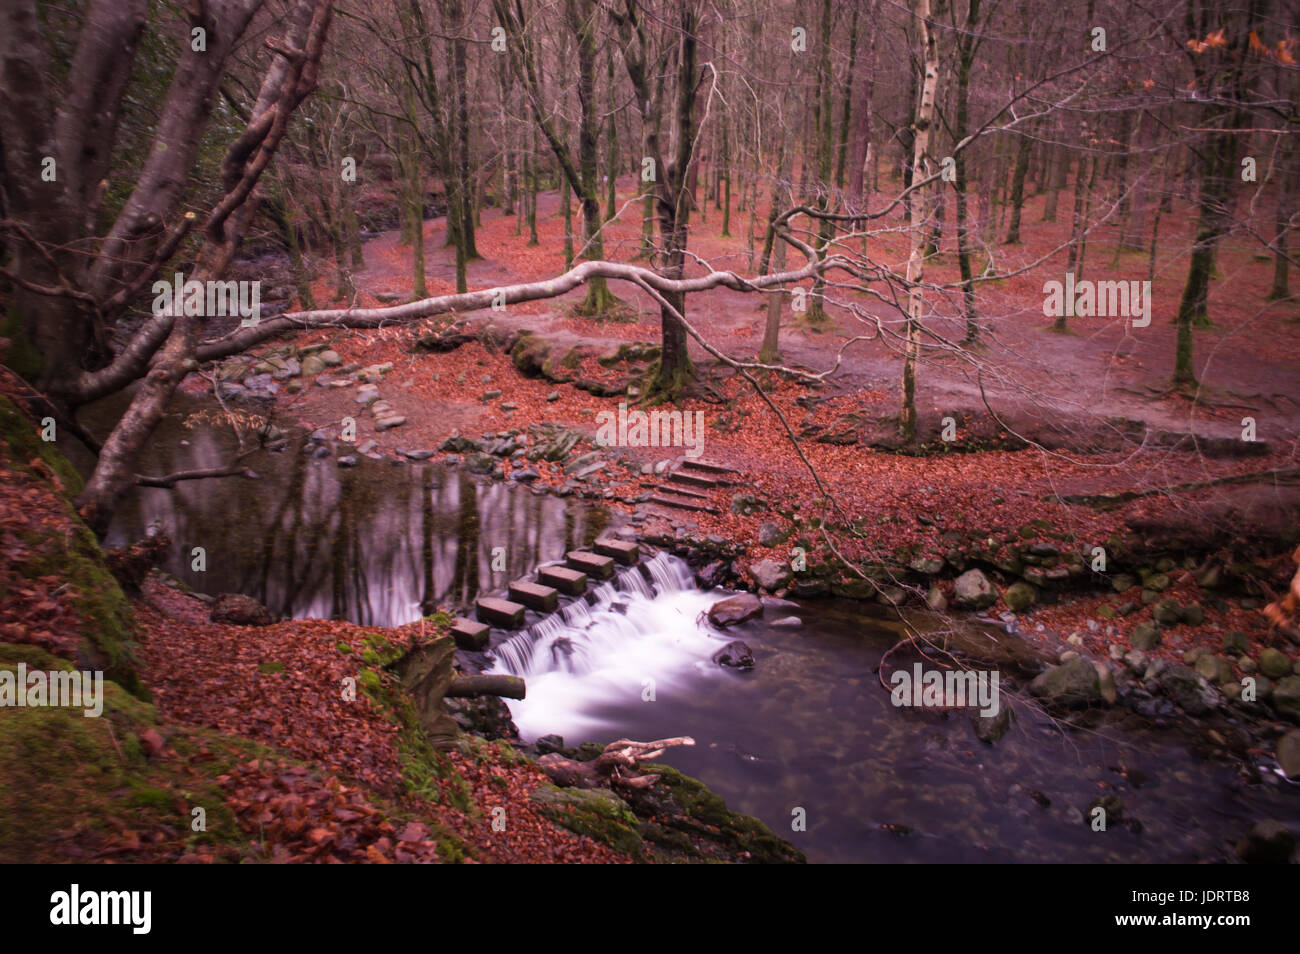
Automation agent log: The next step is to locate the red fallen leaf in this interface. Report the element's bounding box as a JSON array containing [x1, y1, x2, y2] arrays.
[[307, 827, 335, 845], [397, 822, 428, 843]]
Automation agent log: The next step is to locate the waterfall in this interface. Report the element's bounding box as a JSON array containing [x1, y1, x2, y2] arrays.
[[485, 552, 729, 740]]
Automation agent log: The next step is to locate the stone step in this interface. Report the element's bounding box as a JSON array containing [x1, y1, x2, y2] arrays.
[[475, 597, 527, 629], [450, 616, 490, 651], [538, 564, 588, 595], [647, 494, 719, 514], [508, 580, 559, 612], [668, 469, 723, 489], [680, 458, 741, 475], [648, 480, 711, 500], [566, 550, 616, 580], [593, 538, 639, 566]]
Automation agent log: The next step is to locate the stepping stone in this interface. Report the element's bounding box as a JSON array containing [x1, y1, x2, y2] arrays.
[[476, 597, 526, 629], [508, 580, 558, 612], [375, 416, 406, 431], [566, 550, 615, 580], [594, 538, 639, 566], [538, 565, 587, 595], [450, 617, 490, 651], [649, 481, 711, 500]]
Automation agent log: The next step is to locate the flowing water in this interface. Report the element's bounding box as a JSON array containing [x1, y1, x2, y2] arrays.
[[76, 397, 1300, 863]]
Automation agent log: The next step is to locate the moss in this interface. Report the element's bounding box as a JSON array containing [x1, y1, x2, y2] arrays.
[[640, 763, 805, 863], [0, 656, 246, 862], [0, 303, 44, 381], [531, 784, 644, 856], [257, 661, 285, 675], [0, 393, 83, 497]]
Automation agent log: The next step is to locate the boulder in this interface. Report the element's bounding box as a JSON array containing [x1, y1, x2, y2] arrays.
[[712, 640, 754, 670], [1157, 665, 1219, 716], [1272, 675, 1300, 720], [1028, 658, 1102, 708], [1131, 622, 1160, 650], [707, 593, 763, 628], [1276, 730, 1300, 780], [750, 559, 792, 591], [1259, 648, 1291, 679], [952, 569, 995, 610], [1235, 820, 1296, 864], [1003, 581, 1037, 612]]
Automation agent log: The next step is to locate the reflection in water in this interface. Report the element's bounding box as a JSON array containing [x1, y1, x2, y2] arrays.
[[85, 395, 604, 626]]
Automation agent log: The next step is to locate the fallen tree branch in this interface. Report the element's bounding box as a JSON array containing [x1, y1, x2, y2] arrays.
[[1052, 466, 1300, 507]]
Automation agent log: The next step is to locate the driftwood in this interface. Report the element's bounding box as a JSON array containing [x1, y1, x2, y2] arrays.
[[538, 736, 695, 791], [445, 674, 526, 699]]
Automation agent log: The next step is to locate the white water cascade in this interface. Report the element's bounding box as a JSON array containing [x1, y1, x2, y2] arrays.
[[485, 552, 732, 741]]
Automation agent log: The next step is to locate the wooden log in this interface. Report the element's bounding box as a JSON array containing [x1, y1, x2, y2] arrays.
[[445, 674, 526, 699]]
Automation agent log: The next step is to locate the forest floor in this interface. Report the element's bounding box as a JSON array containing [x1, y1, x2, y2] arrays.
[[222, 174, 1300, 678]]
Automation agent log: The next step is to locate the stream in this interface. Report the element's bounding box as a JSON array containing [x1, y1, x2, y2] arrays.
[[74, 396, 1300, 863]]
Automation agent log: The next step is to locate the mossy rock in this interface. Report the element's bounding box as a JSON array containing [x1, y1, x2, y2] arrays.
[[0, 396, 144, 697], [531, 784, 644, 856], [632, 763, 805, 863]]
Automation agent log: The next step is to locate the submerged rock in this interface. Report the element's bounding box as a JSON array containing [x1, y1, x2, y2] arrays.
[[712, 640, 754, 670]]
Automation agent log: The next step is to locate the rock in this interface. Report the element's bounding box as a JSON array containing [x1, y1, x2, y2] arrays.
[[440, 435, 482, 454], [770, 616, 802, 628], [971, 706, 1013, 744], [300, 355, 326, 376], [909, 555, 944, 576], [1157, 665, 1219, 716], [375, 416, 406, 431], [1131, 622, 1160, 650], [1153, 598, 1182, 625], [1235, 821, 1295, 864], [535, 734, 565, 756], [1124, 649, 1147, 674], [530, 784, 643, 856], [402, 448, 436, 461], [1222, 630, 1249, 654], [1259, 647, 1291, 679], [750, 559, 792, 591], [320, 349, 342, 366], [210, 593, 275, 627], [509, 468, 541, 482], [336, 454, 359, 467], [1028, 658, 1102, 708], [1180, 602, 1205, 626], [758, 522, 788, 547], [1147, 573, 1171, 592], [546, 391, 560, 402], [1002, 581, 1037, 612], [1277, 730, 1300, 780], [482, 389, 503, 400], [925, 585, 948, 612], [1195, 654, 1232, 684], [1111, 573, 1136, 593], [712, 640, 754, 669], [707, 593, 763, 627], [1096, 662, 1118, 705], [464, 452, 495, 475], [1272, 675, 1300, 720], [953, 569, 996, 610]]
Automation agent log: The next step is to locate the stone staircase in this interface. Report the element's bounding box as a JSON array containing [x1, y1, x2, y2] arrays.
[[643, 457, 742, 514]]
